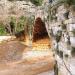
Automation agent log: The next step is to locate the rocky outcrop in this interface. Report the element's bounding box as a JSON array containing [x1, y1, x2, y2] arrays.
[[0, 0, 35, 22], [47, 3, 75, 75], [15, 30, 26, 41]]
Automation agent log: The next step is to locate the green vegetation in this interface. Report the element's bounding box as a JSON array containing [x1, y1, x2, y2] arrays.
[[26, 15, 35, 36], [27, 15, 35, 25], [0, 24, 8, 36], [59, 0, 75, 6], [54, 30, 62, 43], [8, 0, 14, 1], [9, 17, 16, 34], [0, 16, 27, 35], [53, 0, 75, 7], [0, 15, 35, 36], [30, 0, 43, 6], [64, 11, 69, 19], [48, 4, 57, 22], [8, 0, 43, 6], [61, 22, 67, 30], [48, 0, 75, 22], [17, 16, 26, 32], [72, 29, 75, 36]]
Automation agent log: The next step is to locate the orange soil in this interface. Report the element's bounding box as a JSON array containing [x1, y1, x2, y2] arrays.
[[32, 37, 51, 51]]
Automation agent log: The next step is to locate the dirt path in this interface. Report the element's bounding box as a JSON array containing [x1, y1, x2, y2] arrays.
[[0, 50, 54, 75], [0, 37, 54, 75]]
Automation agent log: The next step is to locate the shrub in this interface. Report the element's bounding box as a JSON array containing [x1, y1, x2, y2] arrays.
[[0, 24, 8, 36], [61, 23, 67, 30], [64, 11, 69, 19], [54, 30, 62, 43], [30, 0, 43, 6], [9, 17, 16, 34], [16, 16, 26, 32]]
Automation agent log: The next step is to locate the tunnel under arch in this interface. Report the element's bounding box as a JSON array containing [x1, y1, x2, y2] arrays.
[[33, 17, 49, 42]]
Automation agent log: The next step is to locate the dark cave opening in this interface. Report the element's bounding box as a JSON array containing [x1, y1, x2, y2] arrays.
[[33, 17, 49, 42]]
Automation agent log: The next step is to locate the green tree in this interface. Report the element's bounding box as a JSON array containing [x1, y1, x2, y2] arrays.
[[0, 24, 7, 35], [9, 17, 16, 34], [16, 16, 26, 32], [25, 15, 35, 36], [30, 0, 43, 6]]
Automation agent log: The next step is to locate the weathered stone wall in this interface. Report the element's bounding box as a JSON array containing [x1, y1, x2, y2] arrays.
[[48, 4, 75, 75], [48, 4, 75, 56]]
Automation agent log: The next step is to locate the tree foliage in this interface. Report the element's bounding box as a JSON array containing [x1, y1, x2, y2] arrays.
[[16, 16, 26, 32], [8, 0, 43, 6], [58, 0, 75, 6], [0, 24, 8, 35], [30, 0, 43, 6]]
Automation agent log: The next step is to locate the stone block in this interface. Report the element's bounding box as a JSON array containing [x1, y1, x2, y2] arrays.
[[69, 10, 75, 18], [70, 36, 75, 47], [57, 5, 68, 21], [68, 31, 75, 37], [50, 22, 61, 27], [67, 24, 75, 32], [57, 5, 67, 13]]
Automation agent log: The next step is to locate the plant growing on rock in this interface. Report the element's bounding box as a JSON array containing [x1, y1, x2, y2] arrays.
[[58, 0, 75, 6], [30, 0, 43, 6], [4, 16, 16, 35], [48, 5, 57, 22], [54, 30, 62, 43], [61, 22, 67, 30], [64, 11, 69, 19], [72, 29, 75, 36], [71, 47, 75, 56]]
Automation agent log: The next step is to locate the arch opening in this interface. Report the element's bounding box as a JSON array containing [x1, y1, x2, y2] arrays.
[[33, 17, 49, 42], [32, 17, 51, 50]]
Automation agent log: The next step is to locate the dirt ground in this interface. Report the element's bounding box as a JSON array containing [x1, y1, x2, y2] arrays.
[[0, 38, 54, 75], [0, 41, 29, 63], [0, 51, 54, 75]]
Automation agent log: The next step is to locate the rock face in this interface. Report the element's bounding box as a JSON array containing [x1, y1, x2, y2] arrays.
[[15, 30, 26, 41], [33, 17, 48, 42], [0, 0, 35, 22], [47, 2, 75, 75]]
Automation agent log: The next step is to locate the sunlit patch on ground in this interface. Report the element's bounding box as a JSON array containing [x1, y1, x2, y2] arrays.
[[32, 37, 51, 51]]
